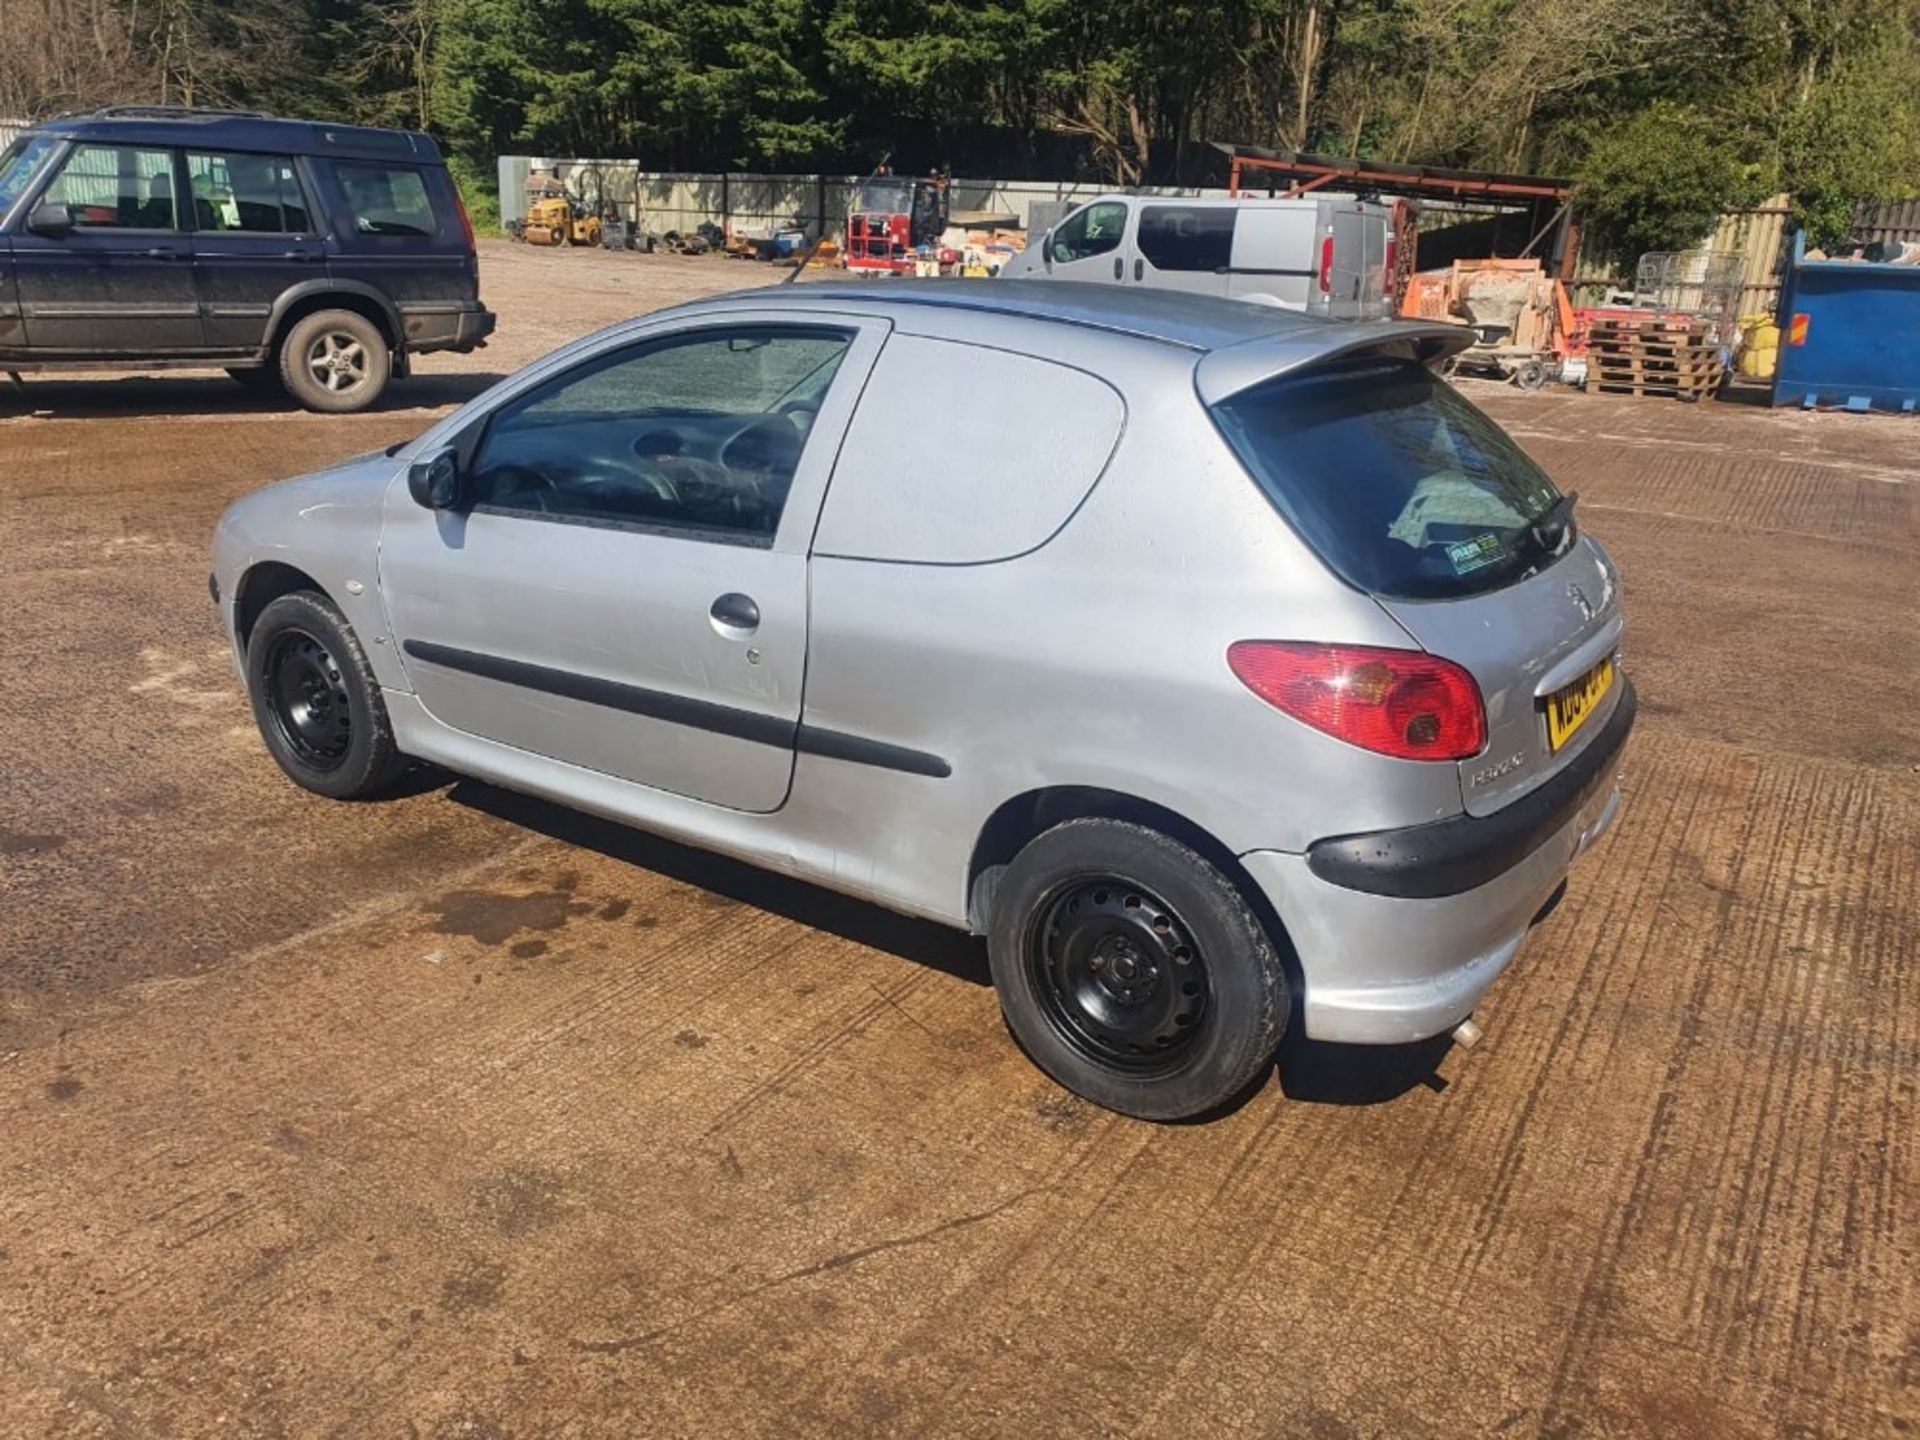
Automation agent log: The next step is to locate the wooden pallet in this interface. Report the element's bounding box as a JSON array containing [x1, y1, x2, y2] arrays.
[[1586, 317, 1723, 400]]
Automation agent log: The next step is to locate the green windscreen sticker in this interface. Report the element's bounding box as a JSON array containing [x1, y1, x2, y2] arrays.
[[1446, 533, 1504, 574]]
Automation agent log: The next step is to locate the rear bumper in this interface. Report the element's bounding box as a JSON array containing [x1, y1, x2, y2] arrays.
[[1243, 679, 1636, 1045], [403, 304, 496, 355], [1307, 680, 1637, 898]]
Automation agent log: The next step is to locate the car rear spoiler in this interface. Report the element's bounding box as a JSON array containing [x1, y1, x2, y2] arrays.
[[1193, 322, 1477, 406]]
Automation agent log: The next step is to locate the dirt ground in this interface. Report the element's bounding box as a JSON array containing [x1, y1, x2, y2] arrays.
[[1, 238, 1915, 1438]]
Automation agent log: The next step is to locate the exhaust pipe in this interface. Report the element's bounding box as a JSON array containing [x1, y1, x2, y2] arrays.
[[1452, 1018, 1484, 1049]]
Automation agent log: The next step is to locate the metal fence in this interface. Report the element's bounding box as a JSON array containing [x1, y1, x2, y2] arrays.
[[497, 157, 1235, 235]]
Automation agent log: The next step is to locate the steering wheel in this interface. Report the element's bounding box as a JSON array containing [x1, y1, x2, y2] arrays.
[[477, 462, 562, 512]]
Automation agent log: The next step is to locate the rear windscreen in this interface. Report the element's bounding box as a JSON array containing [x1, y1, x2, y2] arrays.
[[1211, 358, 1566, 600]]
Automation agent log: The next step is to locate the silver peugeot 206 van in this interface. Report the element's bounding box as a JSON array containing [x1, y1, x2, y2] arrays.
[[212, 280, 1632, 1121]]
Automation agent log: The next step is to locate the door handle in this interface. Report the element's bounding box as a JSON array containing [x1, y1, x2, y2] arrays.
[[143, 247, 183, 261], [1112, 256, 1123, 280], [280, 250, 322, 263], [1134, 258, 1143, 281], [709, 592, 760, 636]]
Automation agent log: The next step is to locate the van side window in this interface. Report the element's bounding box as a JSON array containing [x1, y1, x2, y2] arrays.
[[42, 145, 177, 230], [468, 327, 852, 544], [334, 163, 436, 237], [1137, 206, 1235, 273], [186, 152, 311, 234], [1049, 201, 1128, 264]]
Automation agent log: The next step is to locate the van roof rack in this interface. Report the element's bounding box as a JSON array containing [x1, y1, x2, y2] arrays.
[[81, 105, 273, 121]]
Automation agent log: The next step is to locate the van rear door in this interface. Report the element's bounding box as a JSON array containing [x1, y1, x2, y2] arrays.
[[1225, 205, 1317, 311]]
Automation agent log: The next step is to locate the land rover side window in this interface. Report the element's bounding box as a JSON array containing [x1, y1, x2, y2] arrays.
[[186, 152, 312, 233], [1138, 205, 1235, 273], [335, 162, 436, 237], [41, 145, 177, 229], [1049, 201, 1127, 263], [1212, 358, 1566, 601], [0, 135, 60, 214], [469, 328, 852, 543]]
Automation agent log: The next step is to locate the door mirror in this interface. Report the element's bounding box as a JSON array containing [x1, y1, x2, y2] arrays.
[[407, 447, 465, 510], [26, 203, 73, 238]]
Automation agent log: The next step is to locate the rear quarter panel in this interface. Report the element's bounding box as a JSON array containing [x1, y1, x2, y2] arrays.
[[310, 157, 477, 316], [795, 321, 1463, 921]]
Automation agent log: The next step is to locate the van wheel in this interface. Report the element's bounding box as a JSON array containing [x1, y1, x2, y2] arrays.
[[280, 310, 391, 414], [245, 590, 405, 800], [987, 820, 1290, 1122]]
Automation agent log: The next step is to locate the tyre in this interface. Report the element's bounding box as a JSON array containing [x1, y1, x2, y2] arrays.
[[245, 590, 405, 800], [279, 309, 391, 414], [1514, 359, 1549, 391], [987, 819, 1290, 1121], [226, 365, 284, 399]]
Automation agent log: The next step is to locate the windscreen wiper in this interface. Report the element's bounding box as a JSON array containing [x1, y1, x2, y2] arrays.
[[1527, 490, 1578, 556]]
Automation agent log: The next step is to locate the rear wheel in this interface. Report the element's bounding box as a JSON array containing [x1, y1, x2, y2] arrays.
[[245, 590, 404, 799], [279, 309, 391, 414], [988, 819, 1290, 1121]]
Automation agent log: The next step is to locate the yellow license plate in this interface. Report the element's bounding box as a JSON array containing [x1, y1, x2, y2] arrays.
[[1545, 656, 1616, 752]]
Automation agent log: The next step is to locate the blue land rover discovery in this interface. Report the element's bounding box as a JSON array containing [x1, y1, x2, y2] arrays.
[[0, 106, 496, 412]]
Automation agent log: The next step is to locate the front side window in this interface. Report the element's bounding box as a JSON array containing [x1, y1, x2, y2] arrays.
[[41, 145, 177, 229], [1212, 359, 1567, 601], [469, 327, 853, 544], [186, 151, 311, 233], [0, 135, 61, 215], [334, 163, 435, 237], [1049, 201, 1128, 264], [1137, 205, 1234, 273]]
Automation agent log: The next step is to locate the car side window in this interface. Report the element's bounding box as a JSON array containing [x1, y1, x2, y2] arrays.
[[41, 145, 178, 230], [334, 163, 437, 237], [1049, 201, 1128, 264], [1137, 205, 1235, 273], [186, 151, 312, 234], [468, 327, 853, 545]]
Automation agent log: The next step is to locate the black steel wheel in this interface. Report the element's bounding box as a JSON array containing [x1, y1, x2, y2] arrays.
[[244, 589, 405, 800], [1028, 878, 1211, 1075], [988, 819, 1291, 1122], [260, 628, 354, 771]]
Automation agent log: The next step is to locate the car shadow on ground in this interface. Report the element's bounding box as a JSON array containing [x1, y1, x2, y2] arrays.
[[444, 777, 995, 989], [1275, 1031, 1454, 1105], [440, 774, 1454, 1112], [0, 370, 505, 421]]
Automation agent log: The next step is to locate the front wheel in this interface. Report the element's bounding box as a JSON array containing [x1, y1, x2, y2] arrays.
[[988, 819, 1290, 1121], [245, 590, 405, 800], [279, 309, 391, 414]]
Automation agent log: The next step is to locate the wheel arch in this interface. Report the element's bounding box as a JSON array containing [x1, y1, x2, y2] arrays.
[[234, 561, 328, 651], [966, 787, 1300, 976], [266, 283, 403, 359]]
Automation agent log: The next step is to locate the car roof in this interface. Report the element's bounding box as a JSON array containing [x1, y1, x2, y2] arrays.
[[23, 108, 442, 164], [687, 279, 1476, 400], [703, 278, 1327, 351]]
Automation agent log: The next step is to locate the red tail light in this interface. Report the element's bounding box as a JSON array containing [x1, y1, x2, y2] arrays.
[[453, 187, 477, 254], [1318, 235, 1334, 294], [1227, 641, 1486, 761]]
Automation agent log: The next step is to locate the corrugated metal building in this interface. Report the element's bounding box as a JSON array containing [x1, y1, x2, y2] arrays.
[[1852, 199, 1920, 245]]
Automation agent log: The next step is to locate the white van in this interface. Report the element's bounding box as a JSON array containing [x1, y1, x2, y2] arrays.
[[999, 193, 1395, 319]]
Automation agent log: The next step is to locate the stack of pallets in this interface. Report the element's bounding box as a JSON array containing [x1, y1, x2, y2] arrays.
[[1587, 316, 1725, 401]]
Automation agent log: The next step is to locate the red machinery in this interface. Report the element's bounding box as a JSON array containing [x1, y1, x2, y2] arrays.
[[844, 174, 951, 275]]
